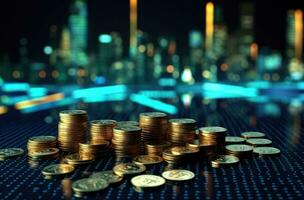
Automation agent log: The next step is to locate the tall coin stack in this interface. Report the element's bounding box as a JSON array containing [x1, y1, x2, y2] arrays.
[[58, 110, 88, 152], [168, 119, 197, 145], [139, 112, 168, 149], [112, 126, 142, 158], [90, 120, 117, 144], [199, 126, 227, 153]]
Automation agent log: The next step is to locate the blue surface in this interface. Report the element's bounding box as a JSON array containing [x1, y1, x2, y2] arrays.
[[0, 96, 303, 200]]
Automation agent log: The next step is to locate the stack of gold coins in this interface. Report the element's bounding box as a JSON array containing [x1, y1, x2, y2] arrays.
[[225, 144, 253, 158], [79, 141, 110, 159], [139, 112, 168, 144], [186, 139, 217, 157], [27, 136, 58, 159], [90, 120, 117, 144], [58, 110, 88, 152], [167, 119, 196, 145], [199, 126, 227, 153], [145, 141, 171, 156], [112, 126, 141, 158]]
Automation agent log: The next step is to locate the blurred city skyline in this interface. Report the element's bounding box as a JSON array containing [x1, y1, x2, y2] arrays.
[[1, 0, 304, 61]]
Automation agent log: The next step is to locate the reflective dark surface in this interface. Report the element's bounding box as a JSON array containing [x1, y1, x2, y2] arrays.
[[0, 87, 304, 200]]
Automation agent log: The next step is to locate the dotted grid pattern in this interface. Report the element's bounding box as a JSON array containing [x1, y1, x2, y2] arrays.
[[0, 99, 303, 200]]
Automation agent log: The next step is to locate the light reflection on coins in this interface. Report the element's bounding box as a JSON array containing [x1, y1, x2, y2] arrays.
[[42, 164, 75, 178], [131, 174, 165, 188], [0, 148, 24, 160], [253, 147, 281, 156], [241, 131, 265, 139], [133, 155, 163, 165], [162, 169, 195, 181], [246, 138, 272, 147], [211, 155, 240, 168], [113, 163, 146, 176]]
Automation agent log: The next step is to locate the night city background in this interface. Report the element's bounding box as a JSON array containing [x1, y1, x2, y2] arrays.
[[0, 0, 304, 113]]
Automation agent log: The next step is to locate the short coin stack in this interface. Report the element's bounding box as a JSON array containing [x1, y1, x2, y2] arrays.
[[27, 136, 58, 160], [79, 141, 110, 159], [145, 141, 171, 156], [58, 110, 88, 152], [168, 119, 196, 145], [186, 139, 217, 157], [112, 126, 142, 158], [139, 112, 168, 145], [199, 126, 227, 153], [225, 144, 253, 158], [90, 120, 117, 144]]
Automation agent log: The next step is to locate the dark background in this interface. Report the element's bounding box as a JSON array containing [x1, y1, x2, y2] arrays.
[[0, 0, 304, 62]]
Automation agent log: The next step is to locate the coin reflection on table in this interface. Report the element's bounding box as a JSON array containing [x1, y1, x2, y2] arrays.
[[61, 178, 72, 200]]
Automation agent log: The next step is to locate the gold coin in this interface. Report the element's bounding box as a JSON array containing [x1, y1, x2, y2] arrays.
[[28, 136, 56, 143], [211, 155, 240, 167], [29, 148, 59, 158], [162, 169, 195, 181], [253, 147, 280, 156], [225, 144, 253, 153], [72, 178, 109, 193], [113, 163, 146, 176], [133, 155, 163, 165], [42, 164, 74, 176], [199, 126, 227, 134], [241, 131, 265, 139], [65, 153, 94, 165], [60, 110, 87, 116], [225, 136, 245, 143], [0, 148, 24, 159], [171, 146, 199, 155], [246, 138, 272, 146], [90, 170, 123, 184], [131, 175, 165, 188]]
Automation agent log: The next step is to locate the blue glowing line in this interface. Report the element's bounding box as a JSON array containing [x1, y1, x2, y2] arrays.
[[20, 98, 77, 113], [138, 90, 177, 99], [83, 93, 127, 103], [1, 83, 30, 92], [72, 85, 127, 99], [130, 94, 177, 114], [28, 87, 48, 97], [158, 78, 176, 86], [202, 82, 258, 97]]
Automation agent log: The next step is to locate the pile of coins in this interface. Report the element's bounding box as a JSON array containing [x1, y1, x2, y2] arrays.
[[199, 126, 227, 153], [90, 120, 117, 143], [27, 136, 58, 159], [58, 110, 88, 152], [168, 118, 196, 145], [139, 112, 168, 144], [112, 126, 142, 158], [79, 141, 110, 159], [145, 141, 171, 156]]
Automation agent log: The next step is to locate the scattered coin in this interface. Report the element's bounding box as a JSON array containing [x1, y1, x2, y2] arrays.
[[211, 155, 240, 168], [42, 164, 75, 176], [225, 136, 245, 144], [246, 138, 272, 147], [131, 175, 165, 188], [241, 131, 265, 139], [253, 147, 281, 156], [0, 148, 24, 159], [113, 163, 146, 176], [90, 170, 123, 184], [72, 178, 108, 195], [133, 155, 163, 165], [162, 169, 195, 181]]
